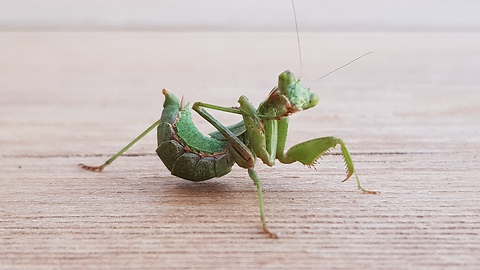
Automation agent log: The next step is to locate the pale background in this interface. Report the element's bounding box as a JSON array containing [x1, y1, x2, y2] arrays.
[[1, 0, 480, 31]]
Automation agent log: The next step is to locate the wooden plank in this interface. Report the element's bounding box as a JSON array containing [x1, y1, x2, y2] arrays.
[[1, 32, 479, 269]]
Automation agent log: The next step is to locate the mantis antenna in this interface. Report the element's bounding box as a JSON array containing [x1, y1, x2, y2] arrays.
[[291, 1, 371, 82], [291, 0, 303, 77], [313, 52, 373, 83]]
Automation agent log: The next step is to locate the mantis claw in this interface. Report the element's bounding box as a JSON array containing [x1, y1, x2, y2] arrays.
[[353, 171, 379, 194], [262, 224, 278, 239], [78, 163, 108, 172], [361, 188, 380, 195], [282, 136, 377, 194], [342, 172, 353, 182]]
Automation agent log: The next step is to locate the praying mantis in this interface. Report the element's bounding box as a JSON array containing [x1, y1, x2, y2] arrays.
[[79, 2, 378, 239]]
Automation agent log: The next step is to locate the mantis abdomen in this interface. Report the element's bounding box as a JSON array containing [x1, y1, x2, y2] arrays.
[[156, 89, 236, 181]]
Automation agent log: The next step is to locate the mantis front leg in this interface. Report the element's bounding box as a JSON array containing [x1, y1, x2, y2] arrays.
[[275, 118, 378, 194]]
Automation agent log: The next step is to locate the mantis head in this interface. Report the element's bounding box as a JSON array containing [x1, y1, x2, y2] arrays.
[[278, 70, 318, 112], [258, 70, 318, 119]]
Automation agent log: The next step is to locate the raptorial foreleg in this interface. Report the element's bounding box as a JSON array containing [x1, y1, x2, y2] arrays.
[[279, 136, 378, 194]]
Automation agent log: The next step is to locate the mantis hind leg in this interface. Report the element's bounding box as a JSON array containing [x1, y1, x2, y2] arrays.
[[79, 119, 162, 172], [282, 136, 378, 194]]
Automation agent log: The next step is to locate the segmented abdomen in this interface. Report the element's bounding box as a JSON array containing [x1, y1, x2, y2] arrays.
[[156, 90, 235, 182]]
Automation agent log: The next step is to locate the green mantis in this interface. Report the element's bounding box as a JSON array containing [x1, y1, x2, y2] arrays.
[[80, 70, 377, 238]]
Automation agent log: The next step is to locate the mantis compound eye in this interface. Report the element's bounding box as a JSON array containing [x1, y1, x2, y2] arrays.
[[307, 93, 318, 109]]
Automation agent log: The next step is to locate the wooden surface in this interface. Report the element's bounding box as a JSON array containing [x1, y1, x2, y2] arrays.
[[1, 31, 479, 269]]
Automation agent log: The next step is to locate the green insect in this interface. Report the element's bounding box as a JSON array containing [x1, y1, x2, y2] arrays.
[[80, 70, 377, 238]]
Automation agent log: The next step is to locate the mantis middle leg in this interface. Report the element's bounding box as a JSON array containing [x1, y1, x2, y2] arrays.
[[192, 101, 278, 238]]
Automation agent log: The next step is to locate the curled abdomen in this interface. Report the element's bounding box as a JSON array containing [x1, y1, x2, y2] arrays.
[[156, 90, 235, 181]]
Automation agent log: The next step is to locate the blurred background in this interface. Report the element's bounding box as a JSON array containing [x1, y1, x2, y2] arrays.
[[1, 0, 480, 32]]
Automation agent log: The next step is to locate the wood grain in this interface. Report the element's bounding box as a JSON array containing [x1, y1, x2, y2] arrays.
[[1, 32, 479, 269]]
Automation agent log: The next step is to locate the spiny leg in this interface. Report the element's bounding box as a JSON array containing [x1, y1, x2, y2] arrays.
[[79, 119, 161, 172], [281, 136, 378, 194], [338, 140, 379, 194]]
